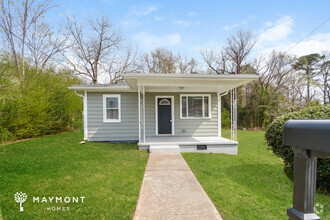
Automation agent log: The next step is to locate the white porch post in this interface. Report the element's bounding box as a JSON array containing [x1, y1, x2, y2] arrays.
[[142, 86, 146, 143], [230, 88, 237, 141], [217, 92, 221, 137], [83, 90, 88, 141], [138, 86, 141, 143]]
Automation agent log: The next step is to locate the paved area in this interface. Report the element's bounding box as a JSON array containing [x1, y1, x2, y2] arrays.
[[134, 153, 222, 220]]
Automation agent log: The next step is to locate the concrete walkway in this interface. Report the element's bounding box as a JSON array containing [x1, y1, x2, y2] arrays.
[[134, 153, 222, 220]]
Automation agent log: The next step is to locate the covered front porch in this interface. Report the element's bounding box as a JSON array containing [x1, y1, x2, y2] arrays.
[[122, 73, 258, 154]]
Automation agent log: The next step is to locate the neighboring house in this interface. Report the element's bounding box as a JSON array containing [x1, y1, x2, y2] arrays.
[[69, 73, 258, 154]]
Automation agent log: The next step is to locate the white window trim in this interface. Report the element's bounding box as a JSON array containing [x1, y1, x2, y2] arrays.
[[103, 94, 121, 123], [155, 96, 175, 136], [180, 94, 211, 119]]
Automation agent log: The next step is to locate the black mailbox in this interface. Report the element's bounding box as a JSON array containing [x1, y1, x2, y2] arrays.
[[283, 119, 330, 220]]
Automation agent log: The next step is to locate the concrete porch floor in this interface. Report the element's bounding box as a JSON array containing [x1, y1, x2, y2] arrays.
[[133, 153, 222, 219], [138, 136, 238, 154], [139, 136, 238, 146]]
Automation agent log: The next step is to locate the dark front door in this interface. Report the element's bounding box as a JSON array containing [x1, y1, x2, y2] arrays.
[[157, 98, 172, 134]]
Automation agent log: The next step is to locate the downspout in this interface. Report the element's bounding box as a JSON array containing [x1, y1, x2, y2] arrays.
[[218, 91, 228, 137], [74, 90, 88, 141]]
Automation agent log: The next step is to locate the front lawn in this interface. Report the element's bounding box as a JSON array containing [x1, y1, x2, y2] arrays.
[[0, 131, 148, 219], [183, 130, 329, 219]]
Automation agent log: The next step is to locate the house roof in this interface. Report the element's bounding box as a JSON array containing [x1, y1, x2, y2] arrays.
[[69, 73, 259, 93], [68, 82, 132, 92], [122, 73, 259, 93]]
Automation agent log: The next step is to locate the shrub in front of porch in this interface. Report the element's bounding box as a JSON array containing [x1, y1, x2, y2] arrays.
[[265, 105, 330, 193]]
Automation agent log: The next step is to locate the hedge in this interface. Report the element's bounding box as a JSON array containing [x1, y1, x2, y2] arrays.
[[265, 105, 330, 192], [0, 58, 82, 143]]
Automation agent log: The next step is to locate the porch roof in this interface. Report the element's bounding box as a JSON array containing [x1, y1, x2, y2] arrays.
[[122, 73, 259, 93], [68, 83, 131, 92], [69, 73, 259, 93]]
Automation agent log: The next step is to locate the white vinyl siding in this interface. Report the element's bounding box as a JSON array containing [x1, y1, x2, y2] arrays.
[[145, 93, 218, 137], [87, 92, 218, 141], [88, 92, 138, 141]]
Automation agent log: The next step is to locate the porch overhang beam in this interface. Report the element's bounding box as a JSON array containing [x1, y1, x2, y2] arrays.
[[122, 73, 259, 91]]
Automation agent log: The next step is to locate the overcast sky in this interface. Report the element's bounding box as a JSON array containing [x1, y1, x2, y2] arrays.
[[48, 0, 330, 60]]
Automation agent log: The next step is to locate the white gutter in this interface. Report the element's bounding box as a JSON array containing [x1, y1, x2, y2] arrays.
[[69, 86, 133, 92], [123, 73, 259, 80], [74, 91, 84, 98]]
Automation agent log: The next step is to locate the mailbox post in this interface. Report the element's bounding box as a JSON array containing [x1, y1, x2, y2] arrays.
[[283, 119, 330, 220]]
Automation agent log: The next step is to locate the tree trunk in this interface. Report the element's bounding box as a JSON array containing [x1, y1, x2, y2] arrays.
[[21, 1, 29, 80], [307, 73, 310, 104], [276, 88, 279, 117], [93, 62, 98, 84], [324, 79, 327, 104]]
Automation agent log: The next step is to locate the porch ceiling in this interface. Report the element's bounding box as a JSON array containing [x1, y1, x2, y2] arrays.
[[122, 73, 259, 93]]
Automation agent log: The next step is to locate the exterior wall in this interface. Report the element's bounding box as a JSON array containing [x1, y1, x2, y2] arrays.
[[87, 92, 139, 141], [145, 92, 218, 137], [86, 92, 218, 141]]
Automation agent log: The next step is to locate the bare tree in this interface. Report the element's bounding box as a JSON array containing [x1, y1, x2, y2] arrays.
[[253, 51, 300, 113], [288, 72, 306, 110], [108, 43, 143, 84], [26, 21, 67, 73], [143, 48, 177, 73], [142, 48, 198, 74], [256, 51, 294, 89], [0, 0, 18, 66], [224, 29, 257, 74], [200, 49, 228, 74], [0, 0, 55, 79], [261, 51, 294, 114], [293, 53, 325, 104], [177, 53, 198, 74], [202, 29, 256, 75], [318, 51, 330, 104], [63, 15, 122, 84]]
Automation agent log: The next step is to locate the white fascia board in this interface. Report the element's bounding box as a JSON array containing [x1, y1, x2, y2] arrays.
[[68, 86, 134, 92], [123, 74, 259, 90], [122, 73, 259, 80]]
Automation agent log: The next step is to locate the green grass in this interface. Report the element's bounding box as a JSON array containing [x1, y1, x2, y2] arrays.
[[183, 130, 330, 220], [0, 131, 148, 219], [1, 130, 328, 219]]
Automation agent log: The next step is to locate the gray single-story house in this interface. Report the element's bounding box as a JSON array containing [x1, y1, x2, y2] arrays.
[[69, 73, 258, 154]]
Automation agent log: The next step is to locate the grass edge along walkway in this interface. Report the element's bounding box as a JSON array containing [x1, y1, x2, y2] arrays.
[[0, 131, 149, 219], [182, 130, 329, 219]]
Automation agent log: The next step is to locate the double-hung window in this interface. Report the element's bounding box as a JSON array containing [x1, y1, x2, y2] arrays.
[[103, 94, 121, 123], [180, 94, 211, 119]]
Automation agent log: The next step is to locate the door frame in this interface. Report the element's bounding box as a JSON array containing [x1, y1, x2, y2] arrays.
[[155, 96, 175, 136]]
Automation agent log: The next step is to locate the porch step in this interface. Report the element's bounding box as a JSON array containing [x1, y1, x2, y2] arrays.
[[149, 145, 180, 153]]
